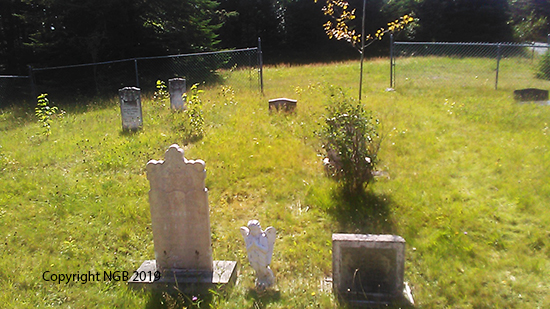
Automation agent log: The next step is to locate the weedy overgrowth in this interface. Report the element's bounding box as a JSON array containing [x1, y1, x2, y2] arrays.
[[171, 83, 205, 144], [35, 93, 61, 137], [319, 87, 380, 193], [153, 80, 169, 105]]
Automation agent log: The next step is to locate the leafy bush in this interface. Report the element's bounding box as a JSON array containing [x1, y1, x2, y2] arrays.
[[536, 51, 550, 80], [153, 80, 169, 104], [319, 88, 380, 192], [35, 93, 60, 137], [171, 83, 204, 143]]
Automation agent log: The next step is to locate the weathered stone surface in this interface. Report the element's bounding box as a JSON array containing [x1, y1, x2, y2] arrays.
[[240, 220, 276, 289], [169, 78, 186, 110], [129, 144, 237, 293], [268, 98, 297, 112], [146, 144, 212, 271], [119, 87, 143, 130], [332, 234, 413, 307]]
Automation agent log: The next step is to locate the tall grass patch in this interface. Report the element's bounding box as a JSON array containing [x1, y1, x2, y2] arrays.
[[1, 58, 550, 308]]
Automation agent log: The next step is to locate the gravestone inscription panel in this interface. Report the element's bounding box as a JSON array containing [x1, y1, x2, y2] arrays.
[[332, 234, 413, 307], [169, 78, 186, 110], [119, 87, 143, 130]]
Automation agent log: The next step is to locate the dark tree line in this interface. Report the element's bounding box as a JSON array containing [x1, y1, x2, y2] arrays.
[[1, 0, 549, 74], [0, 0, 221, 74]]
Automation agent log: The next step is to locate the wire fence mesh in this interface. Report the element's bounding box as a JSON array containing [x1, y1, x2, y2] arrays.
[[0, 75, 32, 107], [26, 47, 261, 102], [391, 41, 550, 91]]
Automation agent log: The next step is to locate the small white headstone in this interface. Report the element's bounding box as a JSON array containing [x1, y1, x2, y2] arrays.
[[119, 87, 143, 130], [169, 78, 186, 110]]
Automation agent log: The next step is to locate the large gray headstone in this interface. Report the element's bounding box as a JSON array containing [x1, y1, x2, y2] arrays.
[[169, 78, 186, 110], [147, 144, 212, 271], [332, 234, 413, 307], [119, 87, 143, 130], [129, 144, 237, 293]]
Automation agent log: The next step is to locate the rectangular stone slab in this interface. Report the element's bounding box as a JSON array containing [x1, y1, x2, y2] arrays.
[[513, 88, 549, 101], [119, 87, 143, 130], [332, 234, 413, 307], [128, 260, 238, 293], [169, 78, 186, 110]]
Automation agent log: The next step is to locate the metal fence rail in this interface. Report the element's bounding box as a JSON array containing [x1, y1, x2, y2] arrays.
[[0, 47, 262, 106], [29, 47, 262, 100], [0, 75, 33, 106], [390, 40, 550, 91]]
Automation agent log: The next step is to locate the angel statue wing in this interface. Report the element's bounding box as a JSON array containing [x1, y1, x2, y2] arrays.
[[240, 226, 250, 243], [264, 226, 276, 265]]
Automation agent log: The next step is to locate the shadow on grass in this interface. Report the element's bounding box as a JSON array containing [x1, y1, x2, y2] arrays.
[[327, 187, 396, 235], [245, 289, 281, 309], [119, 128, 141, 137], [145, 287, 229, 309], [0, 100, 37, 132], [0, 94, 119, 132]]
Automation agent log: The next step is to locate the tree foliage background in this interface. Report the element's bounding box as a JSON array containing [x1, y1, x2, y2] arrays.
[[1, 0, 549, 74]]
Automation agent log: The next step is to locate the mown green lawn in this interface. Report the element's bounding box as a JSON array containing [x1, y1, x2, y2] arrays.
[[1, 58, 549, 308]]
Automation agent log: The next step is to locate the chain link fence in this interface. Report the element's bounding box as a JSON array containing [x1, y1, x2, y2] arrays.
[[0, 75, 32, 107], [25, 47, 261, 102], [390, 41, 550, 91]]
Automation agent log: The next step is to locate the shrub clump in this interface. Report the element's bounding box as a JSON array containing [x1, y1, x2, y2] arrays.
[[320, 88, 381, 192], [35, 93, 61, 137], [171, 83, 204, 144]]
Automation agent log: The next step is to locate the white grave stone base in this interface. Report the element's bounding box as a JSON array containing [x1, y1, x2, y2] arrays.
[[119, 87, 143, 130], [169, 78, 186, 110], [129, 260, 238, 293], [332, 234, 414, 307], [129, 144, 237, 293]]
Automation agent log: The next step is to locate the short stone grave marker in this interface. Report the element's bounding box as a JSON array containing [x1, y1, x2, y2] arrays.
[[332, 233, 413, 307], [129, 144, 237, 293], [169, 78, 187, 110], [268, 98, 297, 112], [119, 87, 143, 130], [514, 88, 549, 102]]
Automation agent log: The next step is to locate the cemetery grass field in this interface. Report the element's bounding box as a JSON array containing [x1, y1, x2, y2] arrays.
[[1, 58, 550, 308]]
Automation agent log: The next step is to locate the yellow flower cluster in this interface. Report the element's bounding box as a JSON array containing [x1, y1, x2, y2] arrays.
[[318, 0, 415, 49], [375, 14, 415, 40], [321, 0, 360, 45]]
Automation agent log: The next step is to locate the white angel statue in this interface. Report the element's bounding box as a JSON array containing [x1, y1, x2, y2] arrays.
[[240, 220, 276, 289]]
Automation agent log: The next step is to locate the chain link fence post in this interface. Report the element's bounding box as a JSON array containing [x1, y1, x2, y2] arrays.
[[390, 34, 395, 89], [258, 37, 264, 95], [495, 43, 501, 90], [28, 65, 36, 99], [134, 59, 140, 88]]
